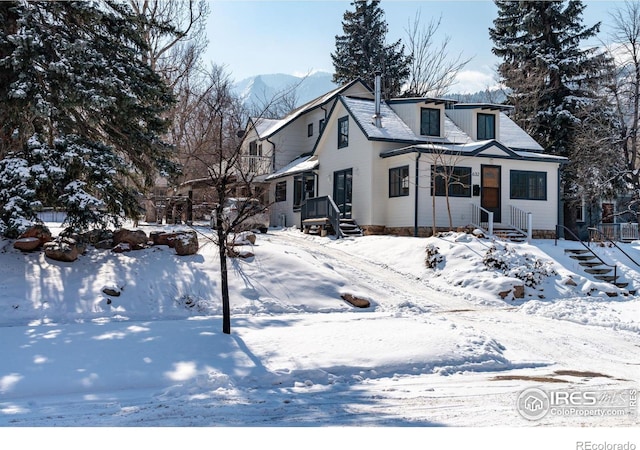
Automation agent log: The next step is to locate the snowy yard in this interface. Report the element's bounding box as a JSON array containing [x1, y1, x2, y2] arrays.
[[0, 223, 638, 446]]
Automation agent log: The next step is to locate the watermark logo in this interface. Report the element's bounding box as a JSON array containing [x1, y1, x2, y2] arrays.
[[516, 387, 637, 421], [517, 387, 551, 420]]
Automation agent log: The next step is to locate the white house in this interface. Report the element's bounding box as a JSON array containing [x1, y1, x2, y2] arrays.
[[241, 77, 567, 239]]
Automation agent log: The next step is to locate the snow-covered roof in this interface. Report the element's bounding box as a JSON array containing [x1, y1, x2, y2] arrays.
[[251, 117, 286, 138], [499, 113, 544, 151], [380, 140, 567, 163], [249, 80, 367, 140], [341, 96, 420, 142], [265, 155, 319, 180]]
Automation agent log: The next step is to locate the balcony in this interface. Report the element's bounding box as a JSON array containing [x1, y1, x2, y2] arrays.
[[243, 155, 272, 176]]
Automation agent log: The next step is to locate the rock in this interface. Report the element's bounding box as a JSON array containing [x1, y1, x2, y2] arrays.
[[102, 285, 121, 297], [513, 285, 525, 299], [94, 239, 114, 250], [498, 290, 511, 299], [564, 277, 578, 287], [81, 229, 113, 245], [113, 228, 148, 249], [112, 242, 131, 253], [19, 224, 52, 247], [14, 237, 42, 252], [152, 231, 177, 247], [174, 231, 199, 256], [341, 293, 371, 308], [43, 238, 79, 262]]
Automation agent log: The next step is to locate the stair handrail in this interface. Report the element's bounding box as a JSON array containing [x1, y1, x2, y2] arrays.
[[588, 227, 640, 267], [300, 196, 343, 238], [556, 225, 617, 281], [471, 203, 494, 236], [509, 205, 532, 242]]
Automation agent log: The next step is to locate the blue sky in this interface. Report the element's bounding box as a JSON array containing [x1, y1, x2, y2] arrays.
[[204, 0, 623, 93]]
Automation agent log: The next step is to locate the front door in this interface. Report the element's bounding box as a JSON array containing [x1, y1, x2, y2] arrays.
[[481, 165, 501, 223], [333, 168, 353, 218]]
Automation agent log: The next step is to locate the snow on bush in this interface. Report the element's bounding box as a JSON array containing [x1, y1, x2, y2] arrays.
[[425, 243, 444, 269], [482, 243, 557, 287]]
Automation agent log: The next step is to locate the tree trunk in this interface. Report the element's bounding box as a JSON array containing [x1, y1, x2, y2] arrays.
[[217, 225, 231, 334]]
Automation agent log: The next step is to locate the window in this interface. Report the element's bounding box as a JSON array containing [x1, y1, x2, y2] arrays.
[[477, 113, 496, 140], [275, 181, 287, 203], [319, 118, 325, 132], [307, 123, 313, 137], [576, 198, 585, 222], [432, 166, 472, 197], [510, 170, 547, 200], [389, 166, 410, 197], [420, 108, 440, 137], [338, 116, 349, 148], [293, 172, 316, 209]]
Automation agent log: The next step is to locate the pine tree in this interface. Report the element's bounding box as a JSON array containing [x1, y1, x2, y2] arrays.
[[489, 0, 613, 232], [331, 0, 411, 98], [0, 1, 175, 236]]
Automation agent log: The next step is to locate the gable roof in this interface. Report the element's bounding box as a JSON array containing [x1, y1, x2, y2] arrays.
[[248, 79, 370, 140]]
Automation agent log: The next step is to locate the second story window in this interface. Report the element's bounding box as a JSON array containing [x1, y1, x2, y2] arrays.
[[319, 118, 325, 132], [477, 113, 496, 140], [420, 108, 440, 137], [307, 123, 313, 137], [338, 116, 349, 148]]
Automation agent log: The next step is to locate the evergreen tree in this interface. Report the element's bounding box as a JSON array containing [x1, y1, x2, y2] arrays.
[[489, 0, 613, 232], [0, 1, 175, 236], [331, 0, 411, 98]]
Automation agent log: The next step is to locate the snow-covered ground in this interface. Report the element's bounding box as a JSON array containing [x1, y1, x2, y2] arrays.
[[0, 221, 638, 447]]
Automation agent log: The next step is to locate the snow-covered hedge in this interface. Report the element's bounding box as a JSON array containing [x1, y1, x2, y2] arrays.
[[483, 243, 557, 287]]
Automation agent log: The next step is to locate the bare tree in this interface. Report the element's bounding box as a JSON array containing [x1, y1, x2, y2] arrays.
[[403, 11, 472, 97], [608, 1, 640, 218], [426, 148, 470, 233]]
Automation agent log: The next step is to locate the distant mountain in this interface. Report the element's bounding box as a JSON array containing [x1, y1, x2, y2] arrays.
[[233, 71, 507, 113], [233, 72, 338, 110]]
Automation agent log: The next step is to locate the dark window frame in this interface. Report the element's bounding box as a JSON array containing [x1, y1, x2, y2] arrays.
[[293, 172, 316, 209], [477, 113, 496, 140], [389, 166, 410, 198], [338, 116, 349, 149], [509, 170, 547, 200], [431, 165, 472, 198], [307, 123, 313, 137], [275, 181, 287, 203], [420, 108, 441, 137]]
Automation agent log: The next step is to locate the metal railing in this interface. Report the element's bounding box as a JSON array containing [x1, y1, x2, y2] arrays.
[[300, 196, 343, 238], [556, 224, 617, 281], [471, 203, 493, 236], [588, 227, 640, 267]]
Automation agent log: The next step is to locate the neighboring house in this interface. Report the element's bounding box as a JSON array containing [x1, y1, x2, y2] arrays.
[[241, 77, 567, 240]]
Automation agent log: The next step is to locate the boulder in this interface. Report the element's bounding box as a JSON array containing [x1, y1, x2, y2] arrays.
[[113, 228, 148, 249], [152, 231, 177, 247], [341, 293, 371, 308], [102, 285, 121, 297], [19, 224, 52, 247], [14, 237, 41, 252], [174, 231, 199, 256], [43, 238, 79, 262]]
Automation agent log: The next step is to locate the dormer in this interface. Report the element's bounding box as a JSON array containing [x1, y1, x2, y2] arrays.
[[387, 98, 456, 140], [445, 104, 512, 142]]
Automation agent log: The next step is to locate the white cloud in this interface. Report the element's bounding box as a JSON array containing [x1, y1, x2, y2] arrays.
[[450, 69, 501, 94]]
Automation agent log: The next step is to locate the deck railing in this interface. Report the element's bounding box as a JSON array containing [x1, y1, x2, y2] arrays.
[[301, 196, 343, 238], [593, 223, 639, 242]]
